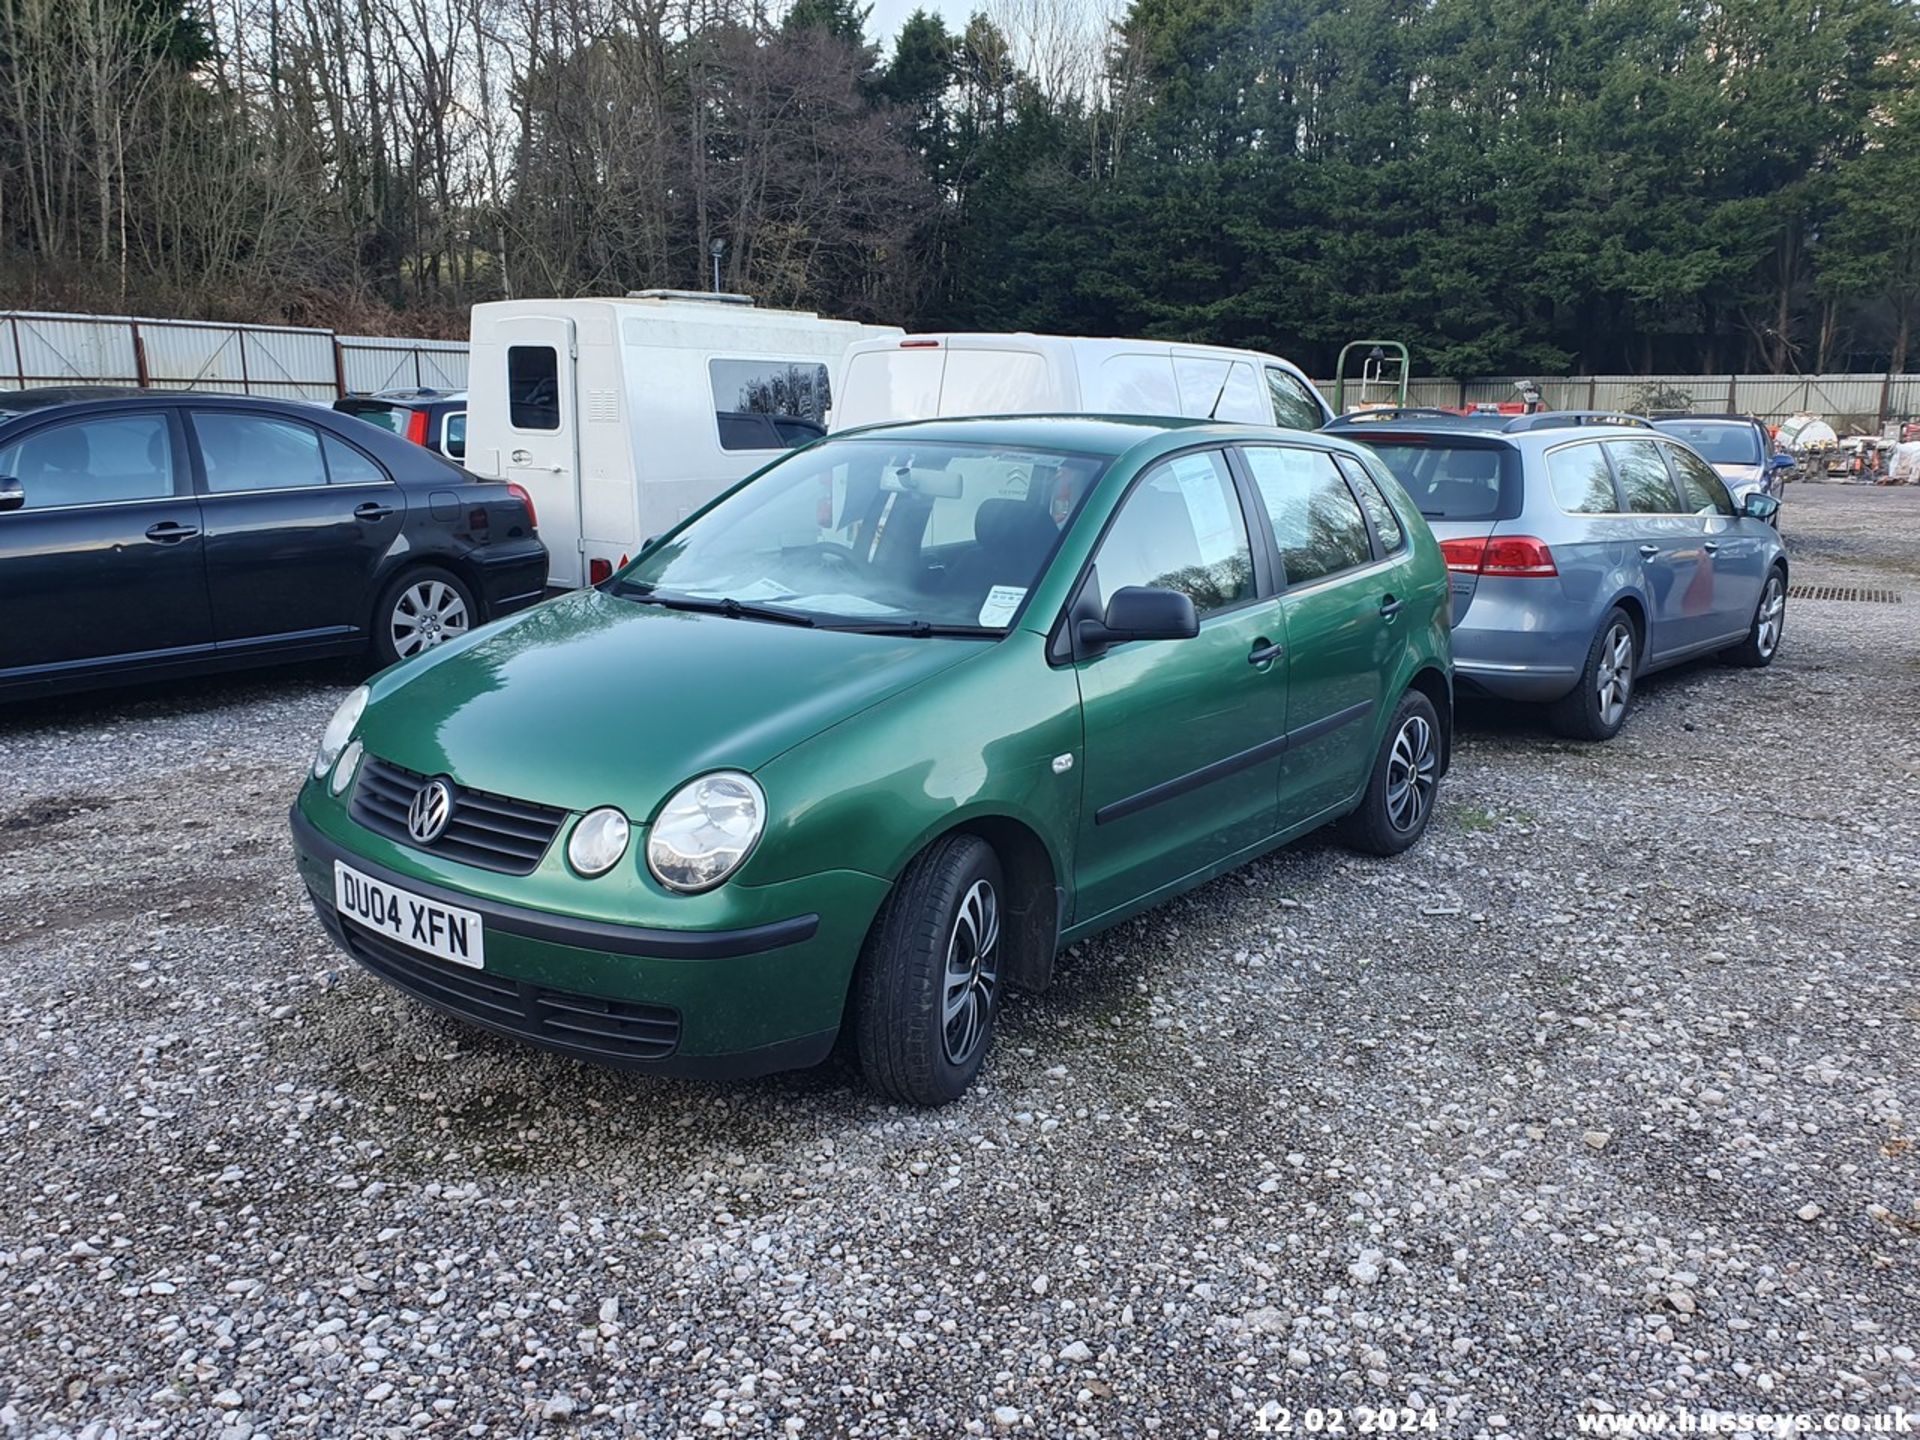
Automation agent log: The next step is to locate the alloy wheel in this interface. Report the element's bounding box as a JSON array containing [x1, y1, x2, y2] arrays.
[[1756, 576, 1785, 658], [1595, 622, 1634, 728], [392, 580, 470, 658], [1385, 713, 1438, 832], [941, 879, 1000, 1066]]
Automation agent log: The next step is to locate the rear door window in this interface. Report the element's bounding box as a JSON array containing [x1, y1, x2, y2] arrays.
[[1546, 442, 1619, 514], [710, 358, 831, 451], [1606, 439, 1683, 514], [508, 346, 560, 430], [0, 414, 177, 509], [191, 412, 329, 493], [1242, 446, 1375, 586], [836, 348, 943, 427]]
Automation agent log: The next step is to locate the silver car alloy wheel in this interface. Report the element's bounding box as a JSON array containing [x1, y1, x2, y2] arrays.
[[941, 879, 1000, 1066], [392, 580, 471, 658], [1596, 622, 1634, 728], [1385, 713, 1438, 832], [1755, 575, 1785, 658]]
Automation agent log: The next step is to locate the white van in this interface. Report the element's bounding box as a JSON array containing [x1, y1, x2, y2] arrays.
[[465, 292, 900, 588], [831, 332, 1333, 432]]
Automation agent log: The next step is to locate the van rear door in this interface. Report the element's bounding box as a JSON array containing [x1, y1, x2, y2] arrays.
[[496, 316, 581, 587]]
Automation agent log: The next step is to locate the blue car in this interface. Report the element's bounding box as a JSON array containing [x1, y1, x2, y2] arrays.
[[1327, 410, 1787, 740]]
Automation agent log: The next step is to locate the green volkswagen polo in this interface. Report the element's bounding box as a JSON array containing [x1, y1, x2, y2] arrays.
[[292, 416, 1452, 1104]]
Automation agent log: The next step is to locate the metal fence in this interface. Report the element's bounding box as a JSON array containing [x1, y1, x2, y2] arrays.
[[1313, 372, 1920, 430], [3, 309, 1912, 426], [0, 311, 468, 399]]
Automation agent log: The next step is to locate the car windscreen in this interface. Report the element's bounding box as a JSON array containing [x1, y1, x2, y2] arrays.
[[335, 401, 408, 434], [1651, 421, 1762, 467], [612, 438, 1111, 632], [1347, 439, 1522, 521]]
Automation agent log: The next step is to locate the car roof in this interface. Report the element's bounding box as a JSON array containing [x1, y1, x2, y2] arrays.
[[0, 385, 149, 416], [343, 388, 467, 403], [1328, 410, 1665, 448], [827, 412, 1381, 461]]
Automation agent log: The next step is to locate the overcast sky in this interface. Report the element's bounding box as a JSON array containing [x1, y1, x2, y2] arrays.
[[866, 0, 975, 50]]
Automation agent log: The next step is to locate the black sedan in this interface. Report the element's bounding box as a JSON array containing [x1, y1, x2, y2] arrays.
[[0, 388, 547, 701]]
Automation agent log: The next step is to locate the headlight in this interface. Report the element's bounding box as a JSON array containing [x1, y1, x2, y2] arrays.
[[313, 686, 369, 779], [646, 772, 765, 893], [328, 739, 363, 796], [567, 807, 630, 878]]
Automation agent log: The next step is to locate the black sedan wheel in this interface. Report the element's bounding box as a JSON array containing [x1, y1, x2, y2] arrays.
[[375, 566, 475, 666]]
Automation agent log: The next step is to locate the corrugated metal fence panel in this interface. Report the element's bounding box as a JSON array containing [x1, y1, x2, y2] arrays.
[[1, 313, 140, 387], [1321, 372, 1913, 427], [338, 338, 469, 394], [1404, 379, 1461, 408], [140, 321, 335, 398]]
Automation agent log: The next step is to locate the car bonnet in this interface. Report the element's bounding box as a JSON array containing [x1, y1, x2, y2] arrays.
[[352, 591, 986, 816]]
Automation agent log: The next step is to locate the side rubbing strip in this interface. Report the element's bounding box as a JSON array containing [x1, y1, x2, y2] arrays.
[[1093, 699, 1374, 826]]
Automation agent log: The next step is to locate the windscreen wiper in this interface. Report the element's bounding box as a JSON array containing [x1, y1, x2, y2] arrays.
[[819, 619, 1002, 638], [617, 588, 816, 627]]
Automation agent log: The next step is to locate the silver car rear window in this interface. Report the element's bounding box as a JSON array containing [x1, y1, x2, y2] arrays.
[[1355, 440, 1521, 522]]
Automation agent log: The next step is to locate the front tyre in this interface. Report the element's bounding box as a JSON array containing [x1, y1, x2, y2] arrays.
[[373, 566, 476, 667], [1338, 689, 1442, 857], [1723, 566, 1786, 669], [1548, 606, 1636, 741], [853, 835, 1004, 1106]]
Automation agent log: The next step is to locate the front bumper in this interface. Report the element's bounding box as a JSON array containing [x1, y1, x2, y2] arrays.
[[290, 802, 888, 1077]]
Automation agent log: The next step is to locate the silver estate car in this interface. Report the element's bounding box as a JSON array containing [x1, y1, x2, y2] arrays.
[[1327, 410, 1787, 741]]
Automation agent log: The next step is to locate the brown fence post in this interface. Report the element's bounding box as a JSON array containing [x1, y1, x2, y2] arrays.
[[1588, 375, 1597, 409], [132, 320, 150, 388], [333, 338, 348, 399], [1881, 371, 1894, 430], [9, 317, 24, 388], [1728, 374, 1737, 413]]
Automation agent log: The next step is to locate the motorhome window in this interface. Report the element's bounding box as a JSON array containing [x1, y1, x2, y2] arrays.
[[508, 347, 561, 430], [710, 359, 831, 451], [611, 438, 1109, 631], [1266, 368, 1326, 430]]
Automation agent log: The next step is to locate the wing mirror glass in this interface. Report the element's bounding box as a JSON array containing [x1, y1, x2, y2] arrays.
[[1742, 491, 1781, 522], [1077, 586, 1200, 652], [0, 476, 23, 513]]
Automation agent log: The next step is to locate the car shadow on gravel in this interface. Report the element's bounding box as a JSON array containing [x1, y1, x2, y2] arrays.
[[0, 657, 365, 733]]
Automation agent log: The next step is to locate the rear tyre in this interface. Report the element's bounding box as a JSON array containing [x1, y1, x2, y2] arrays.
[[373, 566, 477, 668], [1548, 607, 1636, 742], [1338, 689, 1442, 857], [853, 835, 1004, 1107], [1722, 567, 1786, 669]]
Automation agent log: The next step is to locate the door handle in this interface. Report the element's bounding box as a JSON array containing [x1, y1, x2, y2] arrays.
[[354, 502, 396, 521], [1703, 541, 1720, 554], [1378, 595, 1403, 620], [1247, 640, 1284, 666], [144, 521, 200, 543], [1638, 543, 1660, 557]]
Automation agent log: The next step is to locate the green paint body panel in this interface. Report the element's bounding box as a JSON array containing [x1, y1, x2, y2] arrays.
[[293, 415, 1452, 1073]]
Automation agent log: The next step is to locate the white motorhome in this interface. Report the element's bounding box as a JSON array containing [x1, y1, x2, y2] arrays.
[[465, 292, 900, 588], [831, 332, 1334, 432]]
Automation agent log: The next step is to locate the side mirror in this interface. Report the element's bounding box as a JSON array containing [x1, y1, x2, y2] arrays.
[[0, 476, 22, 513], [1077, 586, 1199, 651], [1771, 452, 1796, 471], [1742, 491, 1781, 522]]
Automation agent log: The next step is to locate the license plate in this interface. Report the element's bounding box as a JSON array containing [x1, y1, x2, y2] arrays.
[[334, 860, 486, 970]]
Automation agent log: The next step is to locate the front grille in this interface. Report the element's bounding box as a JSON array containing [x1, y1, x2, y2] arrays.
[[351, 755, 566, 875], [337, 916, 681, 1062]]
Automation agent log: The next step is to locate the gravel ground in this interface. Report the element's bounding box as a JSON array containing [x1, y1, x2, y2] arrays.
[[2, 482, 1916, 1440]]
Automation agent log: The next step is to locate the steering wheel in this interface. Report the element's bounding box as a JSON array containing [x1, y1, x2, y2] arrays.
[[801, 542, 861, 571]]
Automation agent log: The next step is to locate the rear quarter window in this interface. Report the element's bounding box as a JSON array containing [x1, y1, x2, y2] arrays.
[[1545, 443, 1618, 514]]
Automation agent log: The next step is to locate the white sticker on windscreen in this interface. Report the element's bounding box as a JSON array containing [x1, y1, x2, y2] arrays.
[[978, 585, 1028, 627]]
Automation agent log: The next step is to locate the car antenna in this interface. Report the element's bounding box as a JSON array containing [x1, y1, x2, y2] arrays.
[[1206, 368, 1233, 420]]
